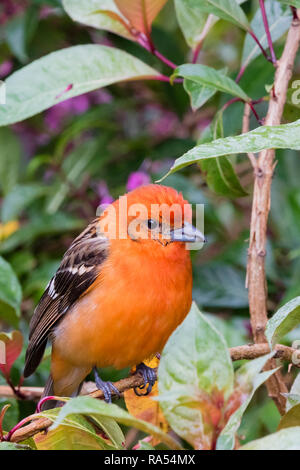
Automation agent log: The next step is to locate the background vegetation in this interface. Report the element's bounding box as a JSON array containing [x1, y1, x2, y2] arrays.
[[1, 0, 300, 450]]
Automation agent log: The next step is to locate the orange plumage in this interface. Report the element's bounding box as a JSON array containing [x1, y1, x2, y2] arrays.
[[24, 184, 204, 401]]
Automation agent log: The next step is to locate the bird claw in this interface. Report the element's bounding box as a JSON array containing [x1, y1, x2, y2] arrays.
[[93, 367, 120, 403], [134, 363, 157, 397]]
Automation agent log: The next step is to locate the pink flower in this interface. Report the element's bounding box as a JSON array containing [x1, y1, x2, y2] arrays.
[[96, 181, 114, 205], [126, 171, 151, 191], [0, 60, 13, 78], [44, 95, 91, 133]]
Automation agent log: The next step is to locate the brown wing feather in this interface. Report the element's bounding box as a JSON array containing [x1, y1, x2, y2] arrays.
[[24, 220, 109, 377]]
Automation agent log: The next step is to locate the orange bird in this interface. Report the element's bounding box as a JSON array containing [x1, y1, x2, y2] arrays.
[[24, 184, 205, 405]]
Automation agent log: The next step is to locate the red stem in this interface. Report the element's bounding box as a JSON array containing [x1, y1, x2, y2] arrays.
[[259, 0, 277, 64], [153, 50, 177, 69], [137, 33, 177, 70], [249, 30, 271, 62], [291, 6, 298, 20], [192, 42, 202, 64]]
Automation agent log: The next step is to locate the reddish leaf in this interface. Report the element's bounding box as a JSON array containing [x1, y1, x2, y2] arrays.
[[114, 0, 168, 35], [124, 357, 168, 446], [0, 331, 23, 379], [0, 404, 11, 439]]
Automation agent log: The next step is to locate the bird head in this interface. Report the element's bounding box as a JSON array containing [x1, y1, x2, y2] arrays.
[[98, 184, 205, 249]]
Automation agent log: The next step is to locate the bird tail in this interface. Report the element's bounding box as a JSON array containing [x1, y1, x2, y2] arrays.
[[40, 374, 84, 411]]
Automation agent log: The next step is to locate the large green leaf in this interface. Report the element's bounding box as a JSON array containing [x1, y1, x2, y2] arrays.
[[265, 296, 300, 347], [158, 302, 234, 450], [0, 45, 160, 126], [173, 64, 249, 101], [34, 409, 120, 450], [62, 0, 133, 40], [184, 0, 250, 31], [239, 427, 300, 450], [241, 1, 292, 70], [158, 119, 300, 180], [199, 112, 247, 198], [50, 396, 182, 450], [0, 257, 22, 326], [0, 128, 21, 196], [216, 353, 277, 450]]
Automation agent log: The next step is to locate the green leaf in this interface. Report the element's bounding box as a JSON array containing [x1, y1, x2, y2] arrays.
[[239, 426, 300, 450], [184, 0, 250, 31], [241, 1, 292, 70], [199, 112, 248, 198], [51, 396, 182, 450], [1, 184, 47, 223], [173, 64, 249, 102], [174, 0, 210, 49], [183, 67, 227, 111], [183, 79, 217, 111], [265, 296, 300, 348], [0, 45, 160, 126], [0, 213, 83, 254], [62, 0, 134, 40], [193, 263, 249, 309], [174, 0, 248, 49], [278, 403, 300, 431], [0, 128, 21, 196], [46, 139, 100, 214], [35, 410, 119, 450], [278, 0, 300, 7], [158, 119, 300, 180], [286, 374, 300, 412], [158, 302, 234, 450], [216, 353, 277, 450], [0, 258, 22, 326], [0, 442, 31, 450]]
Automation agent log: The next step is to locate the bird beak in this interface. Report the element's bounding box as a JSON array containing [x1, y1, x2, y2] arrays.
[[170, 222, 206, 243]]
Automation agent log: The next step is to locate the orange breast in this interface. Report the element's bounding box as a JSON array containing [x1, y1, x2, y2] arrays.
[[53, 241, 192, 370]]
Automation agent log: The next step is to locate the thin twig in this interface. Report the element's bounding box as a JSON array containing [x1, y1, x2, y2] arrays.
[[246, 12, 300, 415]]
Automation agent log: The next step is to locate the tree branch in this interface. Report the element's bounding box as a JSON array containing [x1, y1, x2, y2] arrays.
[[246, 12, 300, 415], [1, 342, 298, 443]]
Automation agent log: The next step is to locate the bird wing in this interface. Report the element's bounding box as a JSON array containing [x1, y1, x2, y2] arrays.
[[24, 219, 109, 377]]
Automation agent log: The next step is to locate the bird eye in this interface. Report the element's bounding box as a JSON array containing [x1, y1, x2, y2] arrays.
[[147, 219, 158, 230]]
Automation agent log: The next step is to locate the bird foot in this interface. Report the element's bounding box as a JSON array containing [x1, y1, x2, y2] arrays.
[[134, 363, 157, 396], [93, 367, 120, 403]]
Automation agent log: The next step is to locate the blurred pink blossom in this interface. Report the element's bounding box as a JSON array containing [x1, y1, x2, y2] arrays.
[[143, 104, 179, 139], [126, 171, 151, 191], [0, 60, 13, 78], [96, 181, 114, 205], [45, 95, 90, 132]]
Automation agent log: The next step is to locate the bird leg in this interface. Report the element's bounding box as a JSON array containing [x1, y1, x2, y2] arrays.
[[93, 367, 120, 403], [134, 363, 157, 396]]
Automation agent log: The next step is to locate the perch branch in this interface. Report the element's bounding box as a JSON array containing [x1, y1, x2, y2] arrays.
[[1, 342, 299, 443], [246, 12, 300, 414]]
